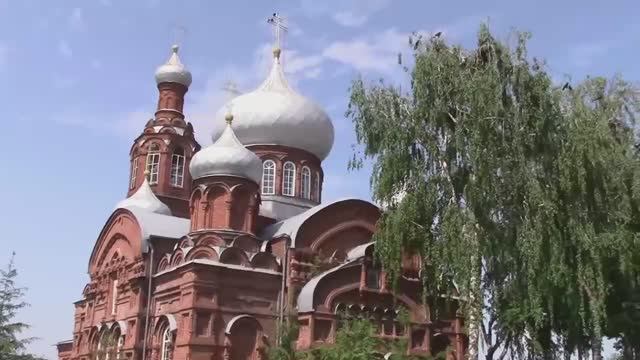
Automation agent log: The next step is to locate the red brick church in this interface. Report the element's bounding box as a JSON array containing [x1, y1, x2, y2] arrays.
[[56, 20, 466, 360]]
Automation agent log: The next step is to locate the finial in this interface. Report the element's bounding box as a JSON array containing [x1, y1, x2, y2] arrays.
[[272, 48, 281, 59], [144, 169, 150, 180], [225, 112, 234, 125], [171, 44, 179, 54]]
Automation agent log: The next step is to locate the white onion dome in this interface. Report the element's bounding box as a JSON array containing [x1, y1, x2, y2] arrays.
[[154, 45, 192, 87], [189, 113, 263, 184], [116, 176, 172, 215], [211, 49, 334, 160]]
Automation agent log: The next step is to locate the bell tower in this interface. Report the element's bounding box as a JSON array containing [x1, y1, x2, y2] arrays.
[[126, 45, 201, 218]]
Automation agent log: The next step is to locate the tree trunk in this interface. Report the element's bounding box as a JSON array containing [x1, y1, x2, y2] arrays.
[[591, 336, 602, 360]]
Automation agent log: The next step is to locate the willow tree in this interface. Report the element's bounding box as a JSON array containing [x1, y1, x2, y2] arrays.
[[346, 24, 640, 359]]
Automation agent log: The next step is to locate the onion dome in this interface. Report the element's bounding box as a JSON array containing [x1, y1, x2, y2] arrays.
[[154, 45, 192, 87], [189, 113, 263, 184], [116, 174, 172, 215], [211, 48, 334, 160]]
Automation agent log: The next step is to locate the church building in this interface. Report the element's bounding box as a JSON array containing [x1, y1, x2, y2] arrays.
[[56, 17, 466, 360]]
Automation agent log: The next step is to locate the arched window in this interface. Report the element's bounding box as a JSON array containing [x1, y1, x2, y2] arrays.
[[261, 160, 276, 195], [115, 333, 124, 360], [301, 167, 311, 199], [315, 172, 321, 201], [161, 327, 173, 360], [170, 147, 185, 188], [146, 143, 161, 185], [129, 158, 138, 189], [282, 162, 296, 196]]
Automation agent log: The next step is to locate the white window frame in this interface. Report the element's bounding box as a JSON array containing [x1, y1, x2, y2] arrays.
[[315, 172, 321, 201], [161, 327, 173, 360], [261, 160, 276, 195], [301, 166, 311, 199], [282, 162, 296, 197], [115, 333, 124, 360], [129, 158, 138, 189], [170, 149, 185, 188], [146, 144, 161, 185]]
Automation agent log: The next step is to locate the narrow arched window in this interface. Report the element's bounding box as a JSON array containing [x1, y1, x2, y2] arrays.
[[301, 167, 311, 199], [129, 158, 138, 189], [315, 172, 321, 201], [282, 162, 296, 196], [170, 147, 185, 188], [261, 160, 276, 195], [115, 332, 124, 360], [146, 143, 161, 185], [161, 327, 173, 360]]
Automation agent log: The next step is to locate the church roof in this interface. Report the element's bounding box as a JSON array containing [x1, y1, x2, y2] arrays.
[[121, 206, 190, 252], [211, 49, 334, 160], [115, 177, 172, 216], [297, 242, 374, 312], [154, 45, 192, 87], [259, 198, 380, 247], [189, 117, 263, 183], [297, 259, 360, 312]]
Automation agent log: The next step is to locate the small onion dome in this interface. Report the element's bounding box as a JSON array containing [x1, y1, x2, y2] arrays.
[[116, 175, 172, 215], [154, 45, 192, 87], [211, 48, 334, 161], [189, 113, 262, 184]]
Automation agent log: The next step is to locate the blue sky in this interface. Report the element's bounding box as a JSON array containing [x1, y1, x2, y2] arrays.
[[0, 0, 638, 358]]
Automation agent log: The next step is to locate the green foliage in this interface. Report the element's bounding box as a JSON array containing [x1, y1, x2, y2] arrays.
[[270, 316, 442, 360], [346, 23, 640, 358], [0, 253, 45, 360]]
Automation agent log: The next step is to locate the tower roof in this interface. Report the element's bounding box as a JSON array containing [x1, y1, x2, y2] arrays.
[[189, 113, 263, 184], [116, 176, 172, 215], [211, 49, 334, 160], [154, 45, 192, 87]]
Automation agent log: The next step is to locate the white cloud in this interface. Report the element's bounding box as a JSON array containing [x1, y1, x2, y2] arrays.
[[58, 40, 73, 58], [322, 28, 411, 73], [68, 7, 85, 31], [299, 0, 391, 27], [332, 12, 367, 27]]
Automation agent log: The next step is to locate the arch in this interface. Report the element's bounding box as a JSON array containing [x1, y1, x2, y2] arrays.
[[170, 248, 185, 267], [301, 166, 311, 199], [230, 234, 260, 253], [229, 185, 251, 231], [250, 252, 280, 271], [225, 315, 263, 360], [170, 146, 185, 188], [205, 184, 230, 229], [261, 160, 276, 195], [95, 234, 134, 272], [154, 315, 176, 360], [176, 236, 194, 249], [195, 234, 225, 248], [155, 314, 178, 334], [190, 189, 203, 231], [310, 220, 376, 253], [219, 247, 250, 267], [282, 161, 296, 196], [185, 245, 219, 261], [157, 255, 170, 272], [159, 126, 177, 134]]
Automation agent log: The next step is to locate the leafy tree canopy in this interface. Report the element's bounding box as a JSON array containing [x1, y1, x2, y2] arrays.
[[346, 24, 640, 359]]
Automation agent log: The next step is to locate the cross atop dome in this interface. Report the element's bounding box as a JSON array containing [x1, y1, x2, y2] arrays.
[[267, 12, 288, 58]]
